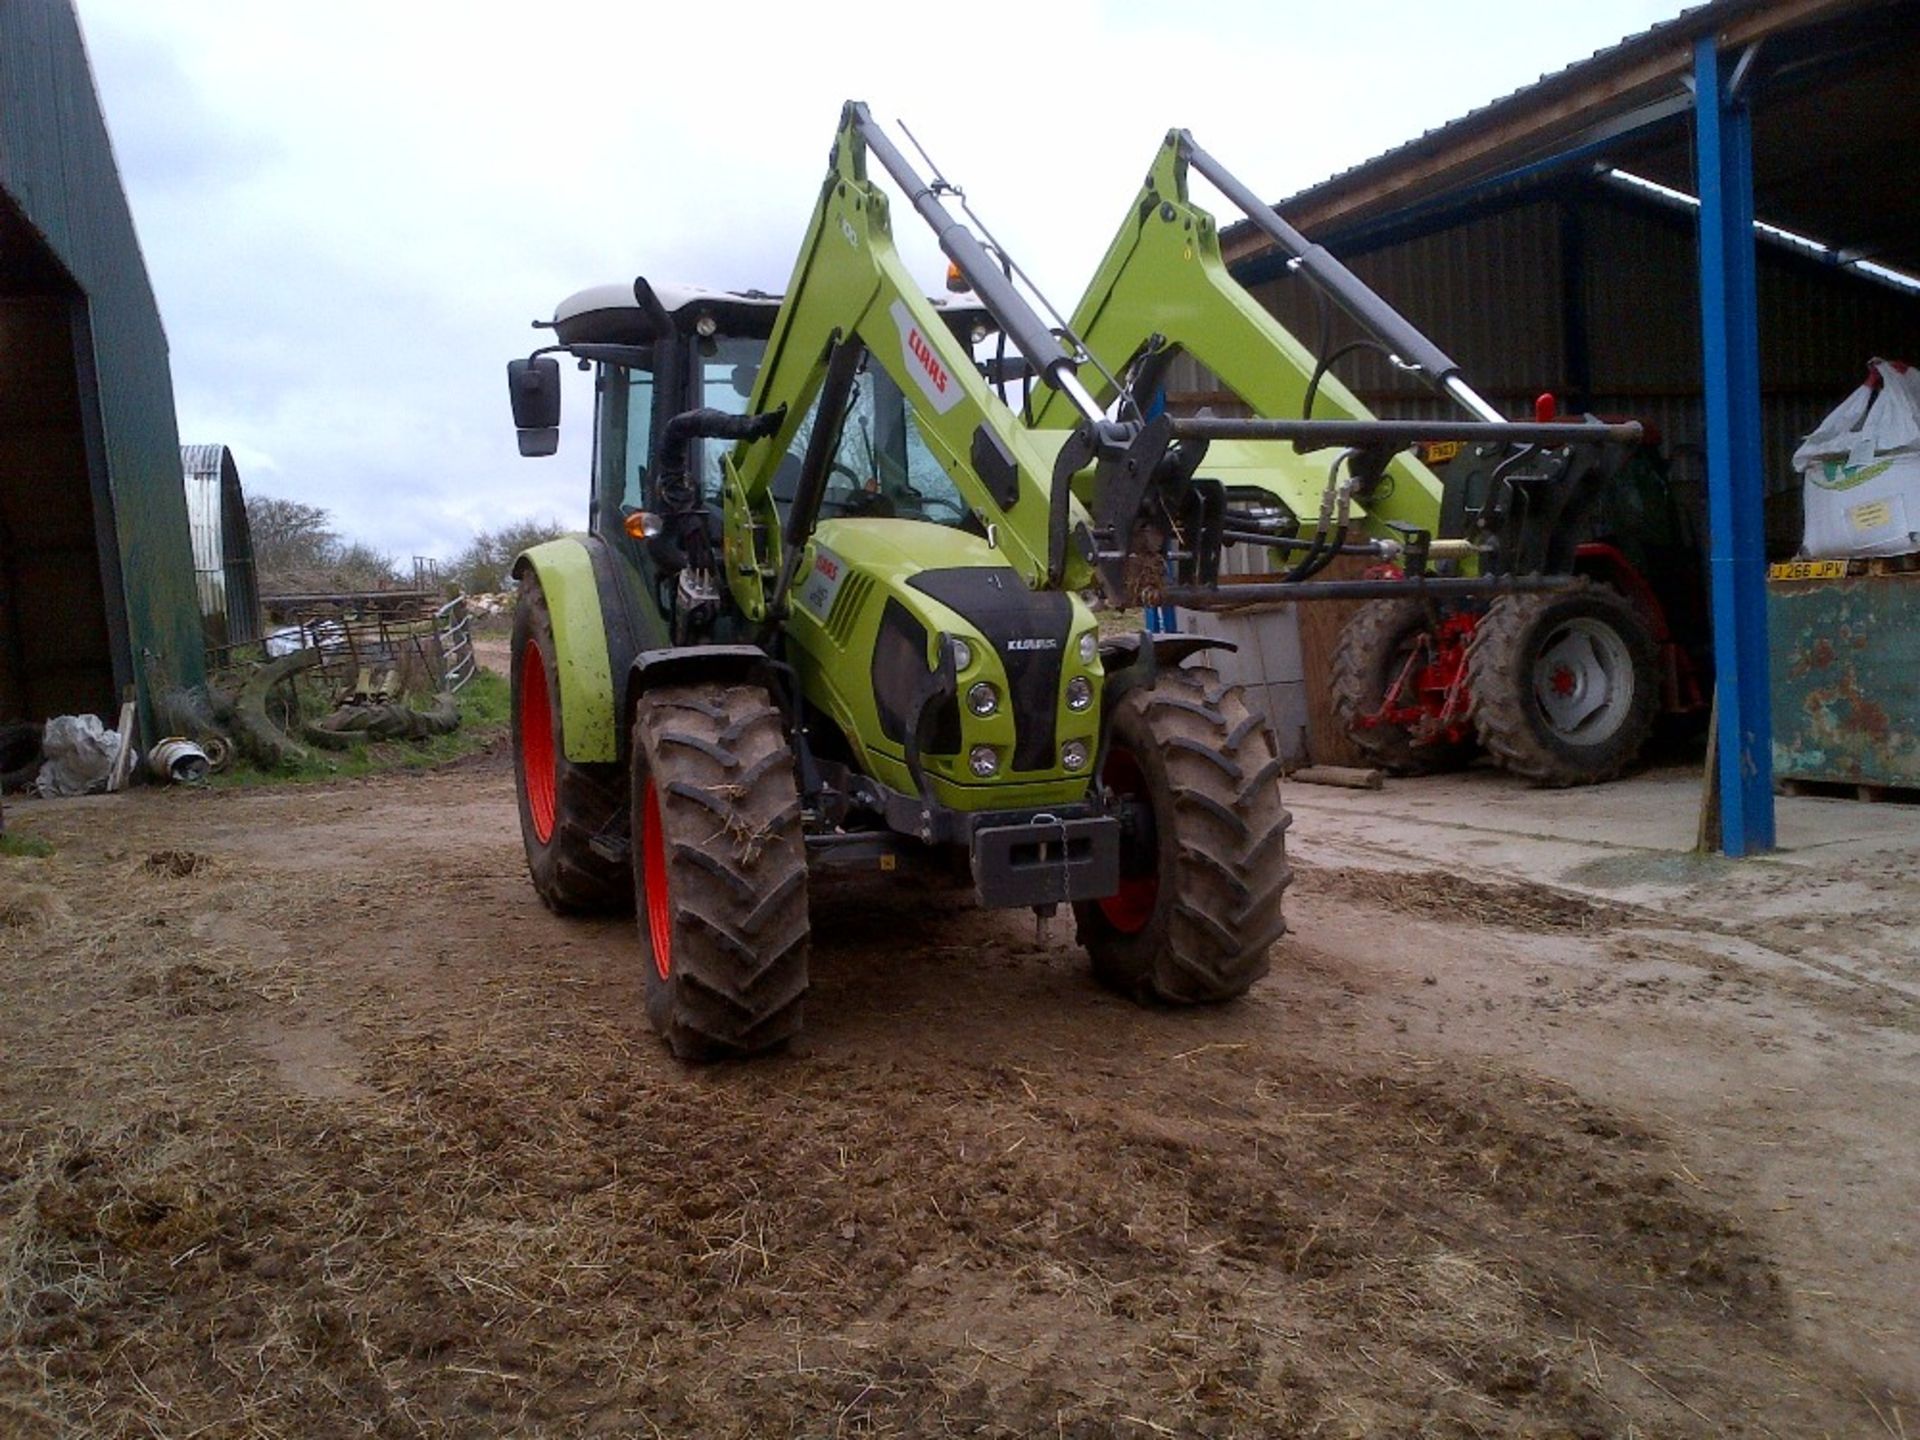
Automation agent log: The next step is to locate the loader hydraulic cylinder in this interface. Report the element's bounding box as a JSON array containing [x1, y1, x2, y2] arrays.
[[848, 104, 1101, 423], [1181, 135, 1505, 423]]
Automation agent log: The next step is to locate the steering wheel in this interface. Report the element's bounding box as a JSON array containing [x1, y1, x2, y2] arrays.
[[914, 495, 970, 524], [821, 461, 866, 505], [826, 461, 905, 517]]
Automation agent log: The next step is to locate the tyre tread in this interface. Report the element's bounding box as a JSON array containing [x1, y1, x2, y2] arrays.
[[1076, 666, 1293, 1005], [634, 683, 809, 1060]]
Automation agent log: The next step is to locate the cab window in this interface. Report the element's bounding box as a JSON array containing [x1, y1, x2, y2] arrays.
[[694, 338, 764, 500], [593, 363, 657, 529], [775, 352, 969, 526]]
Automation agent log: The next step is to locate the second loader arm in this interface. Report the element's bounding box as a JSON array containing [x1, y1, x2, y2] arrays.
[[1029, 130, 1449, 547], [1029, 130, 1644, 603]]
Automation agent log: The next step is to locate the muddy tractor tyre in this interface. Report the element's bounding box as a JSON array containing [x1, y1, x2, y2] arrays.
[[1330, 598, 1476, 774], [511, 573, 632, 914], [1467, 580, 1660, 787], [631, 683, 810, 1061], [1074, 666, 1292, 1005]]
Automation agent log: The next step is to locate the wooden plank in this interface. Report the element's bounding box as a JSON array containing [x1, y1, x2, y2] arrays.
[[1294, 554, 1372, 767], [1292, 764, 1384, 790]]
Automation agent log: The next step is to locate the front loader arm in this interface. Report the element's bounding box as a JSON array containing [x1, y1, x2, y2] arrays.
[[1029, 131, 1445, 541], [1028, 130, 1641, 606], [720, 103, 1097, 624]]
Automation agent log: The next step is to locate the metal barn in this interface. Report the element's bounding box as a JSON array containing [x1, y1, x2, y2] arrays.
[[0, 0, 204, 739], [1216, 0, 1920, 852]]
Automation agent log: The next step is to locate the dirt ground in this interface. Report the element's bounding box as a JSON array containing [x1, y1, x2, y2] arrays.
[[2, 730, 1915, 1436]]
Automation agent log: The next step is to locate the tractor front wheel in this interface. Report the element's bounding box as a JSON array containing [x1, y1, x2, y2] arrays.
[[631, 682, 810, 1061], [1074, 666, 1292, 1004], [511, 573, 631, 914], [1466, 580, 1659, 786]]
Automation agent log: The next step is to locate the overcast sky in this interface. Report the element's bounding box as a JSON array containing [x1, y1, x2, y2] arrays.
[[77, 0, 1687, 566]]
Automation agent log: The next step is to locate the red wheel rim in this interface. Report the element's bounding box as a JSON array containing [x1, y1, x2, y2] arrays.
[[520, 640, 557, 844], [641, 779, 672, 980], [1098, 745, 1158, 934]]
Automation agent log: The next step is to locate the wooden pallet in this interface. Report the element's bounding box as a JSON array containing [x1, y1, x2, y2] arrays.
[[1777, 777, 1920, 805], [1857, 554, 1920, 577]]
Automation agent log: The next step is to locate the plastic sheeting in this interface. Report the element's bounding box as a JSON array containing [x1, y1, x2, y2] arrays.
[[35, 714, 129, 797]]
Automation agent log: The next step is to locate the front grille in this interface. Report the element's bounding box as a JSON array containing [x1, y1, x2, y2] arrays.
[[907, 568, 1071, 773]]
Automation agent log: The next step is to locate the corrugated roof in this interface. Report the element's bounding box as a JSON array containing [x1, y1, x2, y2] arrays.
[[1269, 1, 1728, 221], [1221, 0, 1916, 267]]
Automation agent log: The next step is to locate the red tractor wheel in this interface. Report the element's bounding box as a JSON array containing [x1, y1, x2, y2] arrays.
[[1330, 598, 1478, 774], [1467, 580, 1660, 786], [511, 573, 632, 914], [1074, 666, 1291, 1005], [629, 682, 810, 1061]]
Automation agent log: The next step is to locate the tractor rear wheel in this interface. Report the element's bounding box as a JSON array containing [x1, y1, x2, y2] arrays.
[[511, 573, 631, 914], [1467, 580, 1659, 786], [1074, 666, 1292, 1004], [1330, 598, 1477, 774], [631, 682, 810, 1061]]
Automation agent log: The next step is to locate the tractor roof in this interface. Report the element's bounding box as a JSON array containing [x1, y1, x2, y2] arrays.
[[549, 279, 994, 349]]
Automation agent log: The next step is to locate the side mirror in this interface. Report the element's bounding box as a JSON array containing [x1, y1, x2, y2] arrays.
[[508, 356, 561, 457]]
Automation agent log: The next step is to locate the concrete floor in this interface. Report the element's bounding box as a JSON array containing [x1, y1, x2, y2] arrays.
[[1285, 762, 1920, 899], [1277, 758, 1920, 1404]]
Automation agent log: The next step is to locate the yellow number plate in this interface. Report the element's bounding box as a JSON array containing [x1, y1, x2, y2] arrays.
[[1768, 560, 1847, 581]]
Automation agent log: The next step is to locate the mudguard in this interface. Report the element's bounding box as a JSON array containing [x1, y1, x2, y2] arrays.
[[513, 535, 663, 763], [630, 645, 780, 695]]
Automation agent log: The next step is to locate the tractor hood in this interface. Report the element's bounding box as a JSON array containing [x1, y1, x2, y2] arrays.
[[786, 518, 1102, 809]]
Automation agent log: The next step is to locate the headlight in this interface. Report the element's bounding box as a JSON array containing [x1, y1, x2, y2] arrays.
[[949, 637, 973, 671], [969, 745, 1000, 778], [1065, 676, 1093, 711], [1077, 631, 1098, 665], [1061, 740, 1090, 771], [967, 681, 999, 717]]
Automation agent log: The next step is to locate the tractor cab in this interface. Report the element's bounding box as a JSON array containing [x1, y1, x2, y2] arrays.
[[526, 279, 992, 553]]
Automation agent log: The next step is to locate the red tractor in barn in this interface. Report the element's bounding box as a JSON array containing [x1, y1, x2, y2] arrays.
[[1331, 415, 1710, 785]]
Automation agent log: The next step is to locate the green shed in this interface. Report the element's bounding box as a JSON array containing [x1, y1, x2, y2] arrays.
[[0, 0, 205, 741]]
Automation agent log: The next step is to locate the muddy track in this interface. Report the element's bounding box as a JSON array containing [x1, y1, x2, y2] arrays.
[[0, 753, 1911, 1437]]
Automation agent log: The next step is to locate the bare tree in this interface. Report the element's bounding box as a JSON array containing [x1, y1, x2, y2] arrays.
[[448, 518, 569, 595], [245, 494, 401, 594]]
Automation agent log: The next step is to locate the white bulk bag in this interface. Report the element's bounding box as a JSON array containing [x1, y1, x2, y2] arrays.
[[1793, 359, 1920, 559]]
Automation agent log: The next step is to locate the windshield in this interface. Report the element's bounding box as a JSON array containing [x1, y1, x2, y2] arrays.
[[696, 337, 764, 500], [772, 353, 970, 526]]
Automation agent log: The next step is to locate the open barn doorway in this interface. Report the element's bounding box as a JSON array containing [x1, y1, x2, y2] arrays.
[[0, 191, 125, 728]]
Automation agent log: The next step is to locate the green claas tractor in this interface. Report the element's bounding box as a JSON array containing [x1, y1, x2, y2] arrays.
[[504, 102, 1641, 1059]]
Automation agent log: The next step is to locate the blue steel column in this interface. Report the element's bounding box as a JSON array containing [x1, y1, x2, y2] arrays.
[[1694, 37, 1775, 855]]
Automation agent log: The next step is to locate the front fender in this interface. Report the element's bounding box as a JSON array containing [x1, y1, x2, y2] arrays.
[[514, 536, 661, 764]]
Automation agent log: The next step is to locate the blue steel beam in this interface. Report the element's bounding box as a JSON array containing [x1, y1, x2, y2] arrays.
[[1694, 37, 1775, 855]]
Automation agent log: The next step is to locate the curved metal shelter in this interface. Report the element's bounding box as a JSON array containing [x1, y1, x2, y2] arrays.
[[179, 444, 261, 649]]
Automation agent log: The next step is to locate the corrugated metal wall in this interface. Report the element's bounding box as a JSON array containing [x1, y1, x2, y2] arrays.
[[0, 0, 205, 732], [1248, 198, 1569, 411], [180, 444, 261, 648], [1230, 182, 1920, 556]]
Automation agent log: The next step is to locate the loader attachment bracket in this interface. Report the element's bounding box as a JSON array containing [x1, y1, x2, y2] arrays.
[[1081, 416, 1220, 606]]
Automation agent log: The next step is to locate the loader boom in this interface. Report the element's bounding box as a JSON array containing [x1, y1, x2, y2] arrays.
[[1029, 130, 1450, 543], [1029, 130, 1639, 602], [720, 102, 1100, 619]]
